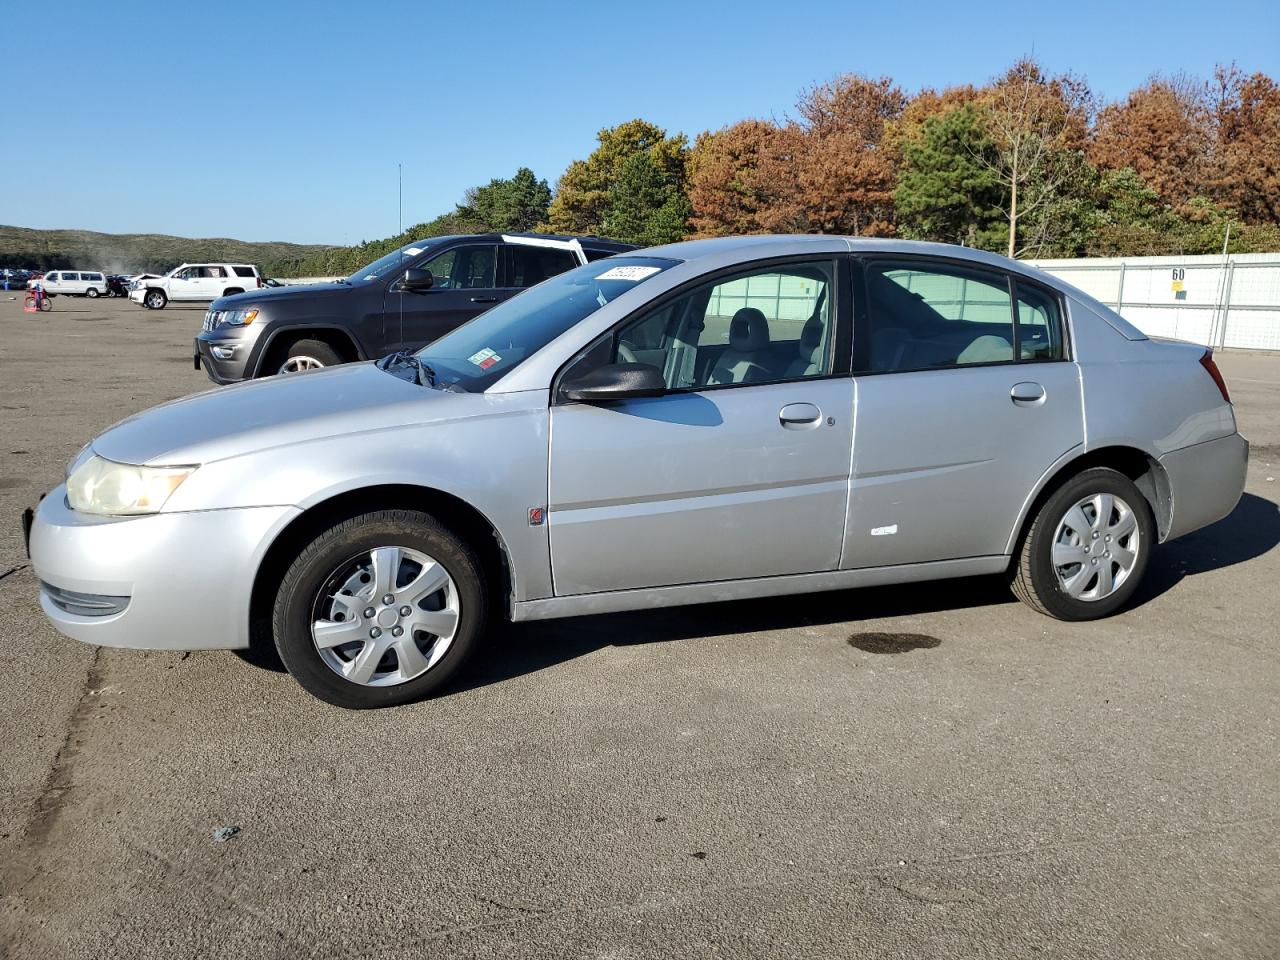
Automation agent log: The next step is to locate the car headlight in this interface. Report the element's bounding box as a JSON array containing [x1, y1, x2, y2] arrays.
[[223, 308, 259, 326], [66, 454, 195, 516]]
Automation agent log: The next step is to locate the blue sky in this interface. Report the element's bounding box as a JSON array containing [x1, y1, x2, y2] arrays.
[[2, 0, 1276, 245]]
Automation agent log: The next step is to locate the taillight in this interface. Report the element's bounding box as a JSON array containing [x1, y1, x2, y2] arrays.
[[1199, 348, 1230, 403]]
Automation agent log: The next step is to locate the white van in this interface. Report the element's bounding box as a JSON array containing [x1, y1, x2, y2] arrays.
[[39, 271, 109, 297]]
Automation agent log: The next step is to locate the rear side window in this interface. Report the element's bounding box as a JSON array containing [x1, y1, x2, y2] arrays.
[[233, 266, 256, 277], [857, 260, 1063, 373], [508, 246, 578, 287]]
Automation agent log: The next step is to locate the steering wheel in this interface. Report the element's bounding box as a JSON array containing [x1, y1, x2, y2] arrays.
[[617, 342, 639, 364]]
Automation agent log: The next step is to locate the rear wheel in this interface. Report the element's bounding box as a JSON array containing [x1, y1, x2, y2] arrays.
[[144, 289, 167, 309], [1010, 467, 1154, 620], [272, 510, 487, 708], [277, 338, 342, 375]]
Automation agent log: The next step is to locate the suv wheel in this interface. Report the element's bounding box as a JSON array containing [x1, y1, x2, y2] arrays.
[[85, 287, 99, 298], [277, 338, 342, 375], [1010, 467, 1154, 621], [222, 287, 244, 297], [272, 510, 488, 708], [144, 289, 167, 309]]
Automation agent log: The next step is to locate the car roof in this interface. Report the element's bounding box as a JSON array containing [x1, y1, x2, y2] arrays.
[[406, 232, 636, 251], [637, 235, 1060, 285]]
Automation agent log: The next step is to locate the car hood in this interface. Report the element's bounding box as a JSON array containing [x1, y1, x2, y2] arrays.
[[213, 280, 368, 309], [91, 362, 506, 466]]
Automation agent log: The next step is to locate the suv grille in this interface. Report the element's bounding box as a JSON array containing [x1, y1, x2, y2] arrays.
[[203, 309, 223, 331]]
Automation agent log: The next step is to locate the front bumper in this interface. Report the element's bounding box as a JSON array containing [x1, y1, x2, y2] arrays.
[[128, 288, 146, 304], [1159, 432, 1249, 541], [194, 331, 256, 384], [29, 485, 299, 651]]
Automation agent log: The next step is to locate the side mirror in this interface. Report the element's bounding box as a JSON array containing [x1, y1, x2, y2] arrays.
[[402, 267, 434, 292], [561, 362, 666, 403]]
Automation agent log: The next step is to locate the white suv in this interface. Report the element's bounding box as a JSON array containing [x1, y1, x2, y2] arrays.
[[130, 263, 261, 310], [39, 271, 109, 297]]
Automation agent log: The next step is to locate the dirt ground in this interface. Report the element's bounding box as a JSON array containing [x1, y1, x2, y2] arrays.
[[0, 294, 1277, 959]]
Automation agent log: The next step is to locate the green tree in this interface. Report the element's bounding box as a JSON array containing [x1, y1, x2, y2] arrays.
[[544, 119, 690, 238], [600, 151, 692, 246], [895, 105, 1005, 248], [457, 167, 552, 233]]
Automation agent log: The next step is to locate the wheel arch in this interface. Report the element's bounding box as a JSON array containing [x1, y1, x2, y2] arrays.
[[247, 483, 515, 655], [252, 325, 364, 377], [1006, 445, 1173, 558]]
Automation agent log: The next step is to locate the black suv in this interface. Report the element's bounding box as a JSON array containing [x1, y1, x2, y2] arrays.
[[193, 233, 634, 383]]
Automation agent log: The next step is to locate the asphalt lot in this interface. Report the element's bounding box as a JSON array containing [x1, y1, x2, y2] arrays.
[[0, 293, 1277, 959]]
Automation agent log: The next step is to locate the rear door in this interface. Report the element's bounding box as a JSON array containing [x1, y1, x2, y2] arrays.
[[382, 243, 499, 352], [844, 256, 1083, 568], [548, 257, 854, 595]]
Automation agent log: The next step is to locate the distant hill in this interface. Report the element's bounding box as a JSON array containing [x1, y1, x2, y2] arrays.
[[0, 225, 343, 278]]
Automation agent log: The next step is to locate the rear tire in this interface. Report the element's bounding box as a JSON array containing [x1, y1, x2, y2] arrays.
[[223, 287, 244, 297], [144, 289, 167, 309], [276, 338, 343, 375], [1010, 467, 1154, 620], [272, 510, 487, 708]]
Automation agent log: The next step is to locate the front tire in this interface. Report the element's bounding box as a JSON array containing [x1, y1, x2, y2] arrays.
[[1010, 467, 1154, 620], [272, 510, 488, 708], [276, 337, 342, 375], [144, 289, 167, 309], [86, 287, 99, 298]]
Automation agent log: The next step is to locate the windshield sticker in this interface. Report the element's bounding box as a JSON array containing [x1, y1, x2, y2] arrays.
[[596, 265, 661, 282], [404, 247, 424, 257], [467, 347, 502, 370]]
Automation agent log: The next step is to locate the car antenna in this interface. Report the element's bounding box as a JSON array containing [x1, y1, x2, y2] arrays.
[[398, 162, 405, 353]]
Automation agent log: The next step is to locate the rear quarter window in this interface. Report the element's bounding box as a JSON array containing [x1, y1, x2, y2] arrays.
[[233, 266, 256, 277]]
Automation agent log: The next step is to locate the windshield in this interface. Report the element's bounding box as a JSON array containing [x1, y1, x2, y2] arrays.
[[347, 238, 448, 283], [410, 256, 678, 392]]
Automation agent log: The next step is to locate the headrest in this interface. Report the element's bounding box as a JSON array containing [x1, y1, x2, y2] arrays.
[[956, 335, 1013, 364], [798, 315, 824, 353], [729, 308, 769, 351]]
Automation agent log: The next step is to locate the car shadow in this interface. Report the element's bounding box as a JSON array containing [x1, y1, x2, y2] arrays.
[[235, 493, 1279, 690], [1130, 492, 1279, 607]]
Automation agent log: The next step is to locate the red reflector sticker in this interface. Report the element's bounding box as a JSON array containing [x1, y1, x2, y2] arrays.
[[528, 507, 545, 526]]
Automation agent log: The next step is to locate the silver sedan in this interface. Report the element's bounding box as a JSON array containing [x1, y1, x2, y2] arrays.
[[26, 236, 1248, 708]]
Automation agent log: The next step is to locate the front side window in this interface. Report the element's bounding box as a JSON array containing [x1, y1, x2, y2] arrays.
[[422, 245, 496, 290], [507, 245, 578, 287], [589, 260, 835, 391], [860, 261, 1065, 373]]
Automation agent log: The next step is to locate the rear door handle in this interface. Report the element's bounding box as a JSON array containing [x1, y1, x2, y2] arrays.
[[469, 296, 497, 303], [1010, 381, 1046, 404], [779, 402, 822, 428]]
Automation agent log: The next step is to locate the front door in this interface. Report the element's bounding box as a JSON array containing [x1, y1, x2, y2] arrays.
[[844, 257, 1085, 568], [382, 243, 501, 352], [167, 267, 203, 301], [548, 258, 854, 596]]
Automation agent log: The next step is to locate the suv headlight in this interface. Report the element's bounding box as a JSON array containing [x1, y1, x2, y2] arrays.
[[223, 308, 259, 326], [66, 454, 195, 516]]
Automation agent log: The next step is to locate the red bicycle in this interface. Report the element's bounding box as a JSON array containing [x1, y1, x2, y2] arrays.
[[24, 283, 52, 313]]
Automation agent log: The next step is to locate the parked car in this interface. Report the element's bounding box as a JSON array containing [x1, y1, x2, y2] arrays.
[[193, 233, 634, 382], [38, 270, 109, 297], [130, 263, 262, 310], [25, 236, 1248, 708]]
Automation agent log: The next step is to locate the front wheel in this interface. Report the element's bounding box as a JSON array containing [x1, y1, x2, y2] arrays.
[[276, 338, 342, 375], [39, 297, 52, 312], [272, 510, 488, 708], [86, 287, 99, 298], [144, 289, 167, 309], [1010, 467, 1154, 620]]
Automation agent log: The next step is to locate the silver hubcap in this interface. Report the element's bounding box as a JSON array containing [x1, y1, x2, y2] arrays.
[[279, 355, 324, 374], [146, 293, 163, 307], [1052, 493, 1140, 602], [311, 546, 460, 687]]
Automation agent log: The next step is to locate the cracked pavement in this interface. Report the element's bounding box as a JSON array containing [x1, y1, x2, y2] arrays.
[[1, 296, 1278, 958]]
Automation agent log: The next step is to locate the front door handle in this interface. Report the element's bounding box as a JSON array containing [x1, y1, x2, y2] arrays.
[[1010, 381, 1046, 404], [779, 402, 822, 428], [469, 296, 498, 303]]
